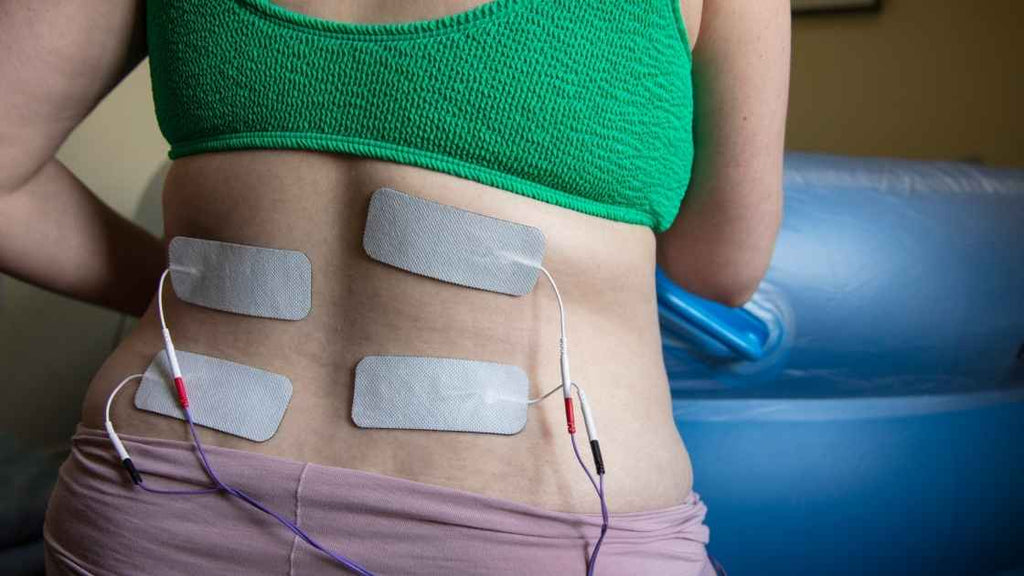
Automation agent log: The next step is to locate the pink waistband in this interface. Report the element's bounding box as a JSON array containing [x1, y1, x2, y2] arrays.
[[44, 424, 713, 575]]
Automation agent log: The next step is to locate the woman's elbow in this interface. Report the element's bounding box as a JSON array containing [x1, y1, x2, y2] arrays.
[[680, 271, 763, 308], [658, 247, 774, 308], [658, 199, 783, 308]]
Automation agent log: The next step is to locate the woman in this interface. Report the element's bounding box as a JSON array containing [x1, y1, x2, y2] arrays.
[[1, 0, 788, 573]]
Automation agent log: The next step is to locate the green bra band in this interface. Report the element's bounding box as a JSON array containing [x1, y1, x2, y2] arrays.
[[147, 0, 694, 232]]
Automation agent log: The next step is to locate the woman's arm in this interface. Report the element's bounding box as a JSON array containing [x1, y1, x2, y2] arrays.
[[656, 0, 790, 307], [0, 1, 165, 316]]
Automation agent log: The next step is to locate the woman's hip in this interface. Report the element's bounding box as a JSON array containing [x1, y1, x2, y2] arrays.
[[45, 425, 713, 575]]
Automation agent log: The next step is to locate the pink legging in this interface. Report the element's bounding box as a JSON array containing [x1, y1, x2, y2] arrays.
[[44, 425, 716, 575]]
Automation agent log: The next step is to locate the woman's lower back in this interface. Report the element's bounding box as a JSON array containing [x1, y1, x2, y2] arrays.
[[77, 150, 694, 515]]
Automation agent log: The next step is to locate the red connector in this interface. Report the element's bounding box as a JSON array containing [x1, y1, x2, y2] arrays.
[[564, 397, 576, 434], [174, 377, 190, 408]]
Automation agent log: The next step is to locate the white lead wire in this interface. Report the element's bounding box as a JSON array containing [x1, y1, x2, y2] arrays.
[[104, 373, 145, 462], [157, 268, 171, 331], [105, 373, 145, 424], [528, 384, 563, 405], [536, 265, 567, 342], [537, 265, 572, 399]]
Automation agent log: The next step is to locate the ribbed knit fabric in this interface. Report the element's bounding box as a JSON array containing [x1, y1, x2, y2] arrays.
[[147, 0, 694, 232]]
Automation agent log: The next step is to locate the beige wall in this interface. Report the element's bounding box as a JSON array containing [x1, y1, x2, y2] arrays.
[[56, 61, 169, 218], [788, 0, 1024, 166]]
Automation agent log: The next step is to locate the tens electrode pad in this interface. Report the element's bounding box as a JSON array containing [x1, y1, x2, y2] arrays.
[[363, 187, 547, 296], [353, 355, 530, 435], [168, 236, 312, 320], [134, 350, 293, 442]]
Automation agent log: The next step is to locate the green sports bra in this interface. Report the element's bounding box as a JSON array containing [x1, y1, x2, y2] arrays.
[[146, 0, 694, 232]]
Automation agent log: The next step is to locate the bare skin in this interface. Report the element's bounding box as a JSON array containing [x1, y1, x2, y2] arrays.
[[83, 152, 692, 514], [0, 0, 789, 515]]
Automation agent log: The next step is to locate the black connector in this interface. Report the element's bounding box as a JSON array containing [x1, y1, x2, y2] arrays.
[[589, 439, 605, 476], [122, 458, 143, 485]]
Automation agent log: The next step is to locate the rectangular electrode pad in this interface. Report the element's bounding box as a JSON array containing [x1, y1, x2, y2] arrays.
[[363, 187, 547, 296], [168, 236, 312, 320], [134, 350, 293, 442], [352, 355, 530, 435]]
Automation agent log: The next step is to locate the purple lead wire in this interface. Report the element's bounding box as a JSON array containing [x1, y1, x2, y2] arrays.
[[136, 480, 220, 496], [135, 408, 605, 575], [570, 433, 609, 576], [180, 409, 377, 576]]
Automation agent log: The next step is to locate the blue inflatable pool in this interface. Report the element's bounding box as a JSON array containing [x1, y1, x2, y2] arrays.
[[659, 153, 1024, 576]]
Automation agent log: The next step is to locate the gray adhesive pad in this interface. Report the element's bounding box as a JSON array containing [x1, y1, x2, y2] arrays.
[[353, 355, 530, 435], [169, 236, 312, 320], [363, 187, 547, 296], [134, 350, 293, 442]]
